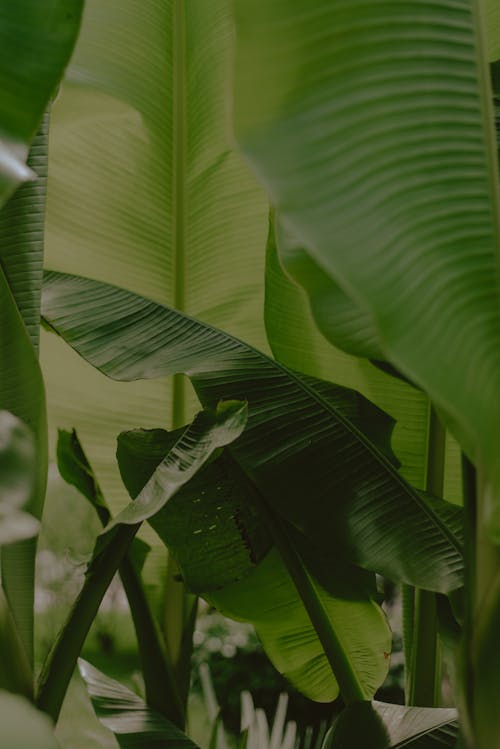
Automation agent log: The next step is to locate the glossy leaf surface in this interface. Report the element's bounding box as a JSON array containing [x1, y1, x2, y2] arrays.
[[42, 271, 464, 593]]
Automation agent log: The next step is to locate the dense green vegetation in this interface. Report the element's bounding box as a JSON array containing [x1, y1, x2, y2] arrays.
[[2, 1, 500, 747]]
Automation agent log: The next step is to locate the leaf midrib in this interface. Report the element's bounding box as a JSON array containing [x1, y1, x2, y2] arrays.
[[41, 270, 464, 566], [172, 0, 187, 430]]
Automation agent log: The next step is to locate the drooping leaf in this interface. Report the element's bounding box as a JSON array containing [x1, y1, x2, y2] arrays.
[[269, 215, 382, 361], [42, 271, 464, 593], [265, 213, 464, 505], [232, 0, 500, 528], [0, 690, 59, 749], [0, 411, 39, 545], [78, 659, 200, 749], [117, 427, 272, 592], [208, 548, 391, 703], [0, 1, 83, 204], [37, 402, 245, 724], [323, 701, 459, 748]]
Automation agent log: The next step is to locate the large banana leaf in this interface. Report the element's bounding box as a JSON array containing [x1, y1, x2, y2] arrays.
[[0, 1, 83, 204], [231, 0, 500, 529], [265, 215, 463, 503], [40, 0, 269, 559], [79, 659, 200, 749], [487, 0, 500, 61], [41, 271, 463, 594], [208, 548, 390, 703], [324, 702, 459, 748], [116, 423, 391, 701]]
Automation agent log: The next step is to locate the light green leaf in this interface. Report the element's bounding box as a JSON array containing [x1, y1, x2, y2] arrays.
[[323, 701, 458, 748], [0, 1, 83, 204], [41, 271, 464, 593], [232, 0, 500, 528], [209, 548, 390, 703], [0, 411, 39, 545], [487, 0, 500, 61], [79, 659, 201, 749], [40, 0, 269, 582], [0, 690, 59, 749]]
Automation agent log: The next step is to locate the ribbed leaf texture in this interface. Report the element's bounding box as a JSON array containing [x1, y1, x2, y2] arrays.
[[42, 271, 464, 593], [232, 0, 500, 533]]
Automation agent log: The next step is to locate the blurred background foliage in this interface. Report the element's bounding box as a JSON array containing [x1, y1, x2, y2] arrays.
[[35, 468, 404, 748]]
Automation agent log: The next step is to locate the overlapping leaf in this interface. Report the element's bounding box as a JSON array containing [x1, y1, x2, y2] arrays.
[[324, 701, 459, 748], [40, 0, 269, 547], [42, 271, 464, 593], [79, 660, 200, 749], [0, 1, 82, 204], [117, 424, 391, 701], [232, 0, 500, 529], [208, 548, 390, 703]]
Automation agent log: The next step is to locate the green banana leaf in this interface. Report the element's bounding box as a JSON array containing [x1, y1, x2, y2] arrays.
[[116, 423, 391, 701], [323, 702, 458, 748], [231, 0, 500, 530], [40, 0, 269, 573], [41, 271, 463, 594], [265, 215, 463, 503], [117, 427, 273, 592], [0, 690, 59, 749], [208, 548, 390, 703], [0, 411, 39, 545], [37, 402, 246, 723], [0, 1, 83, 204], [487, 0, 500, 61], [115, 369, 400, 593], [79, 659, 201, 749]]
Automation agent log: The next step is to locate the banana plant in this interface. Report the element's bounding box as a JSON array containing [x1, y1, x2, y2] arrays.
[[230, 0, 500, 746]]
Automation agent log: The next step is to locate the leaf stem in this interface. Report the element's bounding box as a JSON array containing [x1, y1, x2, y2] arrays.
[[36, 523, 139, 723], [407, 405, 445, 706], [225, 455, 366, 704]]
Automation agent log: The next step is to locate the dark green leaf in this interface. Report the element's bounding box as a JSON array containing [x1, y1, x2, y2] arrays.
[[42, 271, 464, 593], [324, 702, 459, 748]]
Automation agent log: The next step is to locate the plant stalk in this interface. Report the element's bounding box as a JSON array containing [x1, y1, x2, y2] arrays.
[[406, 405, 445, 706], [36, 523, 139, 723]]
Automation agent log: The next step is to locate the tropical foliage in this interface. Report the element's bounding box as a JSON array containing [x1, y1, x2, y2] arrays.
[[1, 1, 500, 748]]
